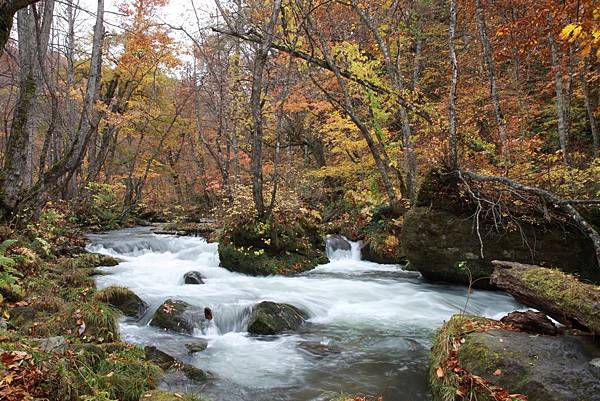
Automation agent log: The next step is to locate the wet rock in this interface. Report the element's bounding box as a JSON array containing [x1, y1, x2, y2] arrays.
[[500, 310, 557, 335], [183, 271, 204, 284], [185, 339, 208, 353], [144, 345, 176, 370], [145, 346, 210, 382], [297, 341, 341, 357], [458, 329, 600, 401], [247, 301, 307, 335], [326, 234, 351, 252], [150, 299, 204, 335], [180, 363, 209, 381], [430, 315, 600, 401], [32, 336, 67, 354], [94, 286, 148, 320]]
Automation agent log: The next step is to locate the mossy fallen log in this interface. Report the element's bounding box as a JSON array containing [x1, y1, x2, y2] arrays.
[[490, 260, 600, 334]]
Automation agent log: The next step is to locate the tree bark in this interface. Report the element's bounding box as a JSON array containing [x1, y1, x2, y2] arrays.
[[246, 0, 281, 218], [447, 0, 459, 170], [0, 0, 40, 56], [475, 0, 508, 157], [550, 33, 572, 166], [582, 59, 599, 157], [491, 261, 600, 334]]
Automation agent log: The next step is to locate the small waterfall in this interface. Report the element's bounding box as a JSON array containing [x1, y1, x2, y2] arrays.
[[325, 235, 362, 261], [206, 304, 252, 336]]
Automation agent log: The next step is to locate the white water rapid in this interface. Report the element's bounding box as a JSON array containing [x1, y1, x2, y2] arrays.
[[88, 227, 523, 401]]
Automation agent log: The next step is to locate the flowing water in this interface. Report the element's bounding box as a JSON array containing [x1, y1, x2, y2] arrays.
[[88, 227, 523, 401]]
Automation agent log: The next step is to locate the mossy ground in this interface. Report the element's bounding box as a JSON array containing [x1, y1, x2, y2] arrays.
[[0, 224, 207, 401]]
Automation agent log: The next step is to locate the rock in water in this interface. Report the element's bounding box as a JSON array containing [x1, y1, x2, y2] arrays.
[[150, 299, 204, 335], [144, 346, 210, 382], [183, 271, 205, 284], [185, 339, 208, 353], [144, 346, 176, 370], [430, 315, 600, 401], [247, 301, 307, 335], [94, 286, 148, 320], [326, 234, 351, 252], [500, 310, 557, 335]]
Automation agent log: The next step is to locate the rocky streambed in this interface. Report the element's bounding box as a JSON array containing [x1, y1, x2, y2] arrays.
[[87, 227, 525, 401]]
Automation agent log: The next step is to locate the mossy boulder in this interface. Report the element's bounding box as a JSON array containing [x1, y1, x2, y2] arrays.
[[94, 286, 148, 320], [62, 252, 120, 269], [150, 299, 204, 335], [402, 170, 599, 286], [430, 315, 600, 401], [218, 219, 328, 276], [247, 301, 307, 335]]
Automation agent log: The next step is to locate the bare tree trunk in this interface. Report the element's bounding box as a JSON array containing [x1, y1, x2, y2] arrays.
[[448, 0, 459, 170], [475, 0, 508, 157], [0, 0, 40, 56], [0, 2, 49, 213], [351, 0, 416, 201], [550, 33, 572, 167], [247, 0, 281, 218], [582, 60, 599, 157]]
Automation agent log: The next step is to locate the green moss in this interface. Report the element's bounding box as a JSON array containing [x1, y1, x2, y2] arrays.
[[218, 218, 327, 276], [429, 315, 494, 401], [219, 242, 327, 276], [60, 253, 119, 270]]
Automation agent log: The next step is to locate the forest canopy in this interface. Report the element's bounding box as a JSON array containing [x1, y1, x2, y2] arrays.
[[0, 0, 597, 228]]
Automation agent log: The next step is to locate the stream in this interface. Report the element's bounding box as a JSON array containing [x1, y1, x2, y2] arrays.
[[87, 226, 523, 401]]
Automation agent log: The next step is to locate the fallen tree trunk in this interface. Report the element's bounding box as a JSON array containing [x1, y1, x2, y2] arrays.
[[491, 260, 600, 334]]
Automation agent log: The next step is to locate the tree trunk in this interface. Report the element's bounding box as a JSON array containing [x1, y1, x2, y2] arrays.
[[247, 0, 282, 218], [475, 0, 508, 157], [447, 0, 459, 170], [491, 261, 600, 334], [550, 33, 572, 167], [0, 0, 40, 56], [582, 60, 599, 157]]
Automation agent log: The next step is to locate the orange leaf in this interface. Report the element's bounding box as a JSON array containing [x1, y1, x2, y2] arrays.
[[493, 369, 502, 376], [436, 367, 444, 378]]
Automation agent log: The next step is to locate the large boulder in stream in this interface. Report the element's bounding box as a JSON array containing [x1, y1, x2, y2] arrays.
[[247, 301, 307, 335], [218, 216, 328, 276], [430, 315, 600, 401], [150, 299, 205, 335], [94, 286, 148, 320], [402, 169, 599, 286], [326, 234, 351, 252]]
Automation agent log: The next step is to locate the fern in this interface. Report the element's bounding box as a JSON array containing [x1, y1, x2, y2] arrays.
[[0, 239, 17, 255]]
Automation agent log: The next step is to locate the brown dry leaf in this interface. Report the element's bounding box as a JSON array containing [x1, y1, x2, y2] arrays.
[[436, 367, 444, 378], [493, 369, 502, 376]]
